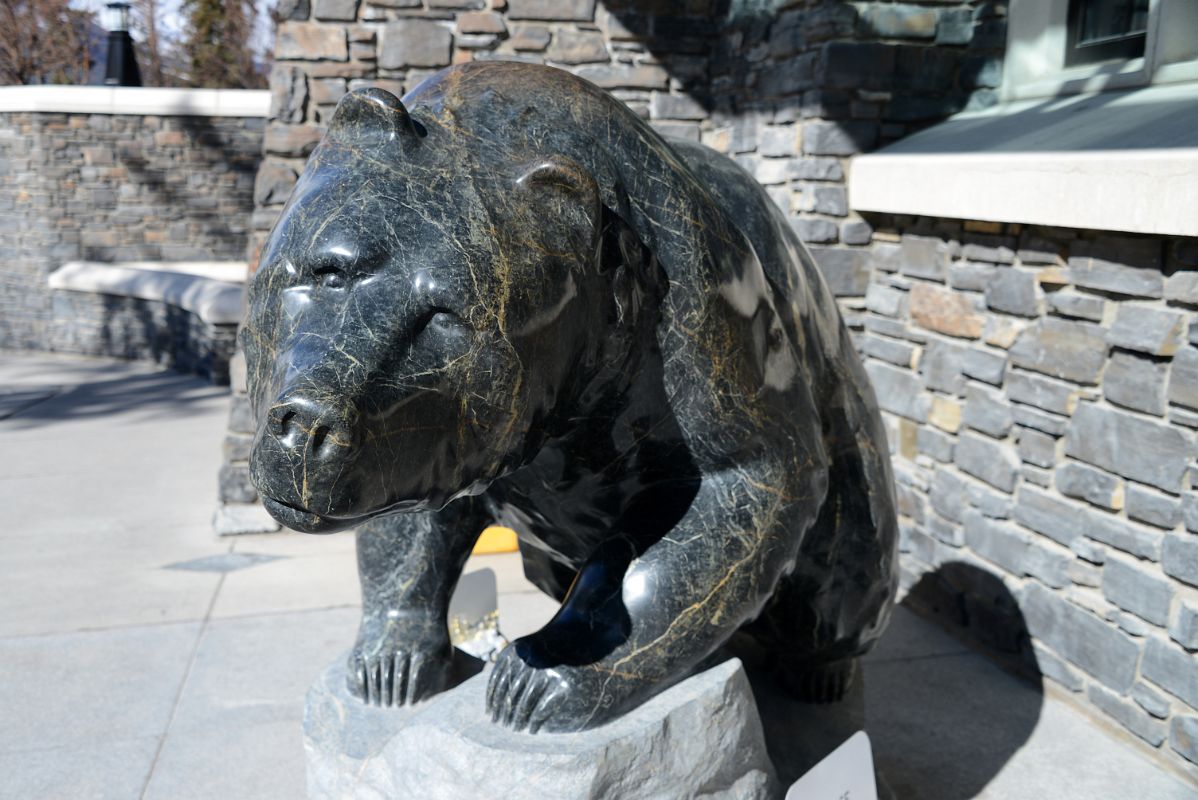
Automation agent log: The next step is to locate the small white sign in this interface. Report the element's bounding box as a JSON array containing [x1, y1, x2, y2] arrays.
[[785, 730, 878, 800]]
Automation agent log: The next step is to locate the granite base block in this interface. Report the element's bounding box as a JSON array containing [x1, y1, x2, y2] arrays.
[[304, 656, 782, 800]]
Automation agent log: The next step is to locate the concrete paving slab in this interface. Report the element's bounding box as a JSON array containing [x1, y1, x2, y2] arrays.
[[209, 549, 360, 619], [230, 529, 357, 558], [0, 352, 164, 386], [0, 355, 237, 636], [0, 357, 226, 542], [0, 517, 228, 637], [497, 590, 561, 640], [0, 387, 60, 420], [865, 648, 1195, 799], [980, 699, 1198, 799], [0, 515, 226, 563], [0, 558, 221, 638], [143, 608, 358, 800], [144, 718, 305, 800], [866, 651, 1043, 799], [0, 413, 225, 529], [0, 365, 227, 435], [0, 475, 215, 540], [864, 605, 973, 663], [466, 551, 538, 595], [168, 608, 360, 733], [0, 621, 200, 752], [0, 736, 160, 800]]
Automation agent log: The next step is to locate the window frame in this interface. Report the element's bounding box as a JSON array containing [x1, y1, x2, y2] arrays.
[[1003, 0, 1198, 101], [1063, 0, 1150, 67]]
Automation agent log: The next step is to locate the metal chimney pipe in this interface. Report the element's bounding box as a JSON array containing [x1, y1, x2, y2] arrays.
[[103, 2, 142, 87]]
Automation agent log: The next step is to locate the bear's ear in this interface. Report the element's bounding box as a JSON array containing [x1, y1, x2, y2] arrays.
[[515, 156, 601, 233], [328, 88, 422, 147]]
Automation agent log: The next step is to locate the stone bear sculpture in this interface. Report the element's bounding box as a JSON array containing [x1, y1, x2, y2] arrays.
[[244, 62, 898, 734]]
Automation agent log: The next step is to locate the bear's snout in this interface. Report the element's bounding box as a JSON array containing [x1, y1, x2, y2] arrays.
[[249, 389, 377, 531], [265, 392, 360, 462]]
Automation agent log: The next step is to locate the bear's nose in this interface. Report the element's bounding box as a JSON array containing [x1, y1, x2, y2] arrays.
[[266, 394, 358, 459]]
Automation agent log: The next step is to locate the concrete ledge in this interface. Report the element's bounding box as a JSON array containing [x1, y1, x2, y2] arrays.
[[850, 84, 1198, 237], [49, 261, 246, 325], [0, 86, 269, 117], [851, 149, 1198, 237]]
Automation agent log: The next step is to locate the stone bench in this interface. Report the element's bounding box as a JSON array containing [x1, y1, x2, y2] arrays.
[[47, 261, 246, 384]]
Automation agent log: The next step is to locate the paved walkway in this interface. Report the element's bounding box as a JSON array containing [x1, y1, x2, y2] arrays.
[[0, 352, 1193, 799]]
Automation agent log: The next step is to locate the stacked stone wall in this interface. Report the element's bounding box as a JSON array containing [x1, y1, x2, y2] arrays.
[[250, 0, 1003, 268], [695, 0, 1003, 299], [0, 111, 262, 362], [851, 217, 1198, 777]]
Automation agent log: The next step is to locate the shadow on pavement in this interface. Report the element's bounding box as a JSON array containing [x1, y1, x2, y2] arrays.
[[0, 368, 226, 429], [735, 560, 1043, 797], [868, 561, 1044, 800]]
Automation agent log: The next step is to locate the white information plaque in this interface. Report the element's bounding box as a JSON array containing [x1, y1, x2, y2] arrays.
[[784, 730, 878, 800]]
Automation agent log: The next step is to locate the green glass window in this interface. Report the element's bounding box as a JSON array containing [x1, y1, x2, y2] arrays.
[[1066, 0, 1151, 66]]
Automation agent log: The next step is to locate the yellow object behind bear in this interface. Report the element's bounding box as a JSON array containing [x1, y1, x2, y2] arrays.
[[472, 526, 519, 554]]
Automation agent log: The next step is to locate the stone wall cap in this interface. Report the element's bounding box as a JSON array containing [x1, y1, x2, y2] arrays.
[[852, 147, 1198, 237], [49, 261, 246, 325], [850, 84, 1198, 237], [0, 86, 269, 117]]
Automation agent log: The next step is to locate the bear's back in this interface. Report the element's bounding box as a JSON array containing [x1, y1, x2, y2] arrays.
[[405, 62, 849, 399]]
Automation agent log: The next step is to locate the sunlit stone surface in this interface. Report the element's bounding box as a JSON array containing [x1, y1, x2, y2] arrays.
[[304, 657, 780, 800]]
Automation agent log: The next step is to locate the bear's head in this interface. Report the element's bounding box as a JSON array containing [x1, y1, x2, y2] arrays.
[[243, 89, 612, 533]]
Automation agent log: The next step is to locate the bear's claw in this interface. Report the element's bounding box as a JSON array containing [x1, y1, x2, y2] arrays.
[[348, 648, 450, 706], [486, 646, 564, 734], [775, 657, 857, 704]]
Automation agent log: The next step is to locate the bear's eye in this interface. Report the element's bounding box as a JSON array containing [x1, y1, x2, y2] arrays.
[[313, 266, 347, 290], [413, 307, 462, 336]]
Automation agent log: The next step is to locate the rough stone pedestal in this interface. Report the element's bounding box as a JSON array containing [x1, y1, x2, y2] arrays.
[[304, 656, 781, 800]]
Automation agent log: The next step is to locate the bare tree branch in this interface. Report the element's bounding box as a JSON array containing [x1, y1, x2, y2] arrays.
[[0, 0, 93, 85], [181, 0, 267, 88]]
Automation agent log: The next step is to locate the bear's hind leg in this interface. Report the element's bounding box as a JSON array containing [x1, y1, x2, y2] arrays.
[[349, 496, 489, 706], [744, 423, 898, 705], [773, 655, 858, 704], [738, 568, 865, 704]]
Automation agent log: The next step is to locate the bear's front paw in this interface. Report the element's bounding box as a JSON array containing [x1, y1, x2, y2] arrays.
[[486, 645, 564, 733], [486, 642, 628, 734], [346, 614, 454, 706], [348, 645, 453, 707]]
